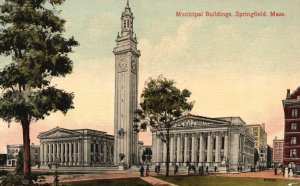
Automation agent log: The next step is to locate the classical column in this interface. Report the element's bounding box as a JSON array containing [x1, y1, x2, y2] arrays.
[[207, 133, 212, 164], [39, 143, 44, 165], [78, 141, 81, 166], [53, 143, 56, 162], [224, 133, 229, 159], [60, 142, 64, 163], [163, 141, 167, 166], [48, 143, 51, 164], [64, 143, 68, 165], [69, 142, 72, 166], [170, 135, 174, 165], [103, 141, 107, 164], [57, 143, 60, 163], [176, 134, 181, 165], [191, 133, 196, 164], [49, 143, 53, 164], [44, 142, 48, 165], [199, 133, 204, 166], [156, 135, 161, 164], [184, 134, 188, 166], [215, 133, 220, 163], [152, 134, 157, 165]]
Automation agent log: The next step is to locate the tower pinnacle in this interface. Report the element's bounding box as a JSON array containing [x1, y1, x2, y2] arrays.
[[121, 0, 134, 36]]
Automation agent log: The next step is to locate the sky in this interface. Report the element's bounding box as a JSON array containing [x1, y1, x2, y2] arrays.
[[0, 0, 300, 153]]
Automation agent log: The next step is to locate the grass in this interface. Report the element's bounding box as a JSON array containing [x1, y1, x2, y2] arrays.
[[63, 178, 151, 186], [158, 175, 300, 186]]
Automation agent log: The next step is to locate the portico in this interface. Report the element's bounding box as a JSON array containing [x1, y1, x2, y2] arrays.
[[38, 127, 114, 166], [152, 115, 255, 171]]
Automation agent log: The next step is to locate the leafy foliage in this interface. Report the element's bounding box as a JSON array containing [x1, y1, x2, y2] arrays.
[[135, 75, 193, 132], [0, 173, 50, 186], [135, 75, 193, 176], [0, 0, 78, 176]]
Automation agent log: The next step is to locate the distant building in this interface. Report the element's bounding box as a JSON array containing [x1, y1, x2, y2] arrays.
[[246, 123, 269, 169], [273, 136, 284, 166], [283, 87, 300, 170], [246, 124, 267, 150], [6, 144, 40, 167], [0, 154, 7, 166], [38, 127, 114, 167]]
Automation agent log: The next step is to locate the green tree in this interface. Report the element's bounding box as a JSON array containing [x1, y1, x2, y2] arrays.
[[135, 75, 193, 176], [16, 150, 24, 175], [0, 0, 78, 177]]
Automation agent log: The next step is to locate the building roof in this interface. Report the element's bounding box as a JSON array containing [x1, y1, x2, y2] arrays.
[[37, 126, 114, 140]]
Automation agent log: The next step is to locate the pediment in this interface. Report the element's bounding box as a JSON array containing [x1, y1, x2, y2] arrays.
[[38, 127, 81, 139], [172, 115, 229, 129]]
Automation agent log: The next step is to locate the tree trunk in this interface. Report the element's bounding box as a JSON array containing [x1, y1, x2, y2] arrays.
[[165, 129, 170, 176], [22, 120, 31, 177]]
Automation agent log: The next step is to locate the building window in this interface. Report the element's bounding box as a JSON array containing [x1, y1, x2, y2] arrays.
[[292, 109, 298, 117], [291, 123, 297, 130], [213, 138, 216, 150], [96, 144, 99, 153], [291, 137, 297, 145], [253, 127, 258, 131], [221, 137, 225, 149], [91, 144, 94, 153], [290, 149, 297, 158]]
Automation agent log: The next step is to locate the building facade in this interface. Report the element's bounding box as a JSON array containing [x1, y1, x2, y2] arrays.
[[273, 136, 284, 166], [113, 1, 140, 166], [152, 115, 255, 171], [38, 127, 114, 166], [246, 124, 267, 150], [6, 144, 40, 167], [283, 87, 300, 170]]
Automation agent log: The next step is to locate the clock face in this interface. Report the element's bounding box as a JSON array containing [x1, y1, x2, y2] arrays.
[[118, 58, 128, 72], [131, 59, 137, 73]]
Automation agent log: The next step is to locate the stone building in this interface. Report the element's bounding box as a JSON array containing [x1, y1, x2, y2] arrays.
[[246, 124, 267, 150], [37, 127, 114, 166], [151, 115, 255, 171], [283, 87, 300, 170], [113, 0, 140, 166], [273, 136, 284, 166], [6, 144, 40, 167]]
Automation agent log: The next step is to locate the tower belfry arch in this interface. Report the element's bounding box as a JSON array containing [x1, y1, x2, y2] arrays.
[[113, 0, 140, 166]]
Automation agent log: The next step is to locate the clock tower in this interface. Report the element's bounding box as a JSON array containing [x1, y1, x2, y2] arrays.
[[113, 1, 140, 166]]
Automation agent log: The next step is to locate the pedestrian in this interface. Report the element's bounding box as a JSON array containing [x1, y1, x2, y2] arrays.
[[206, 166, 209, 173], [157, 164, 160, 175], [282, 167, 285, 177], [174, 164, 178, 175], [140, 165, 144, 177], [146, 165, 150, 176], [214, 166, 217, 172], [274, 167, 277, 175]]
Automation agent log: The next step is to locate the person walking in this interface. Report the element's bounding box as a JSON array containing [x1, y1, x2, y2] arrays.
[[140, 165, 145, 177], [146, 165, 150, 176]]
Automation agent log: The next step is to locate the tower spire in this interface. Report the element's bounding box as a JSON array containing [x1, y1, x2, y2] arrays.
[[121, 0, 134, 37]]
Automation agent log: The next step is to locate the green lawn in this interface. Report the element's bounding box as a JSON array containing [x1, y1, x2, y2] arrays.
[[63, 178, 151, 186], [158, 175, 300, 186]]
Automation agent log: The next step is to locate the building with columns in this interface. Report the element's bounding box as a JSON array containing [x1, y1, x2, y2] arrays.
[[37, 127, 114, 166], [113, 1, 140, 166], [152, 115, 255, 171]]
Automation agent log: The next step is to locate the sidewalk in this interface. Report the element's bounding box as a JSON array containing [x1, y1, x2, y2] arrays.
[[45, 172, 177, 186], [215, 170, 300, 181]]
